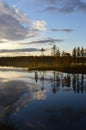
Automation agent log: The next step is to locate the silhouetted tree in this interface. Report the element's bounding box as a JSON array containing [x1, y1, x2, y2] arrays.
[[72, 47, 76, 58], [77, 47, 81, 57], [51, 45, 57, 56], [62, 51, 65, 57], [40, 48, 45, 56], [81, 47, 84, 57], [56, 48, 60, 57]]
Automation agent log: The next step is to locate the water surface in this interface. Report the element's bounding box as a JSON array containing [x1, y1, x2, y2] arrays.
[[0, 67, 86, 130]]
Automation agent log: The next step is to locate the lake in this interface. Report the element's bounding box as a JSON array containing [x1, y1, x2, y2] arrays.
[[0, 66, 86, 130]]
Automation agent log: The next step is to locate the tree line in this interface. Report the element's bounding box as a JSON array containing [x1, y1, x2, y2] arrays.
[[41, 45, 86, 57], [72, 47, 86, 57]]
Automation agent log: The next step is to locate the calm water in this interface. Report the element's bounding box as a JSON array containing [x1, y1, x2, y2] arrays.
[[0, 67, 86, 130]]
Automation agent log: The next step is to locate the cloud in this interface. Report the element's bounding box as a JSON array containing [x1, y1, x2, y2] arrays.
[[50, 29, 74, 33], [0, 39, 9, 43], [0, 1, 46, 42], [37, 0, 58, 5], [0, 78, 46, 118], [19, 37, 64, 45], [38, 0, 86, 14], [44, 6, 57, 12], [58, 0, 86, 13], [31, 38, 64, 44], [32, 21, 46, 31], [0, 14, 28, 41], [0, 1, 29, 41], [0, 48, 40, 53]]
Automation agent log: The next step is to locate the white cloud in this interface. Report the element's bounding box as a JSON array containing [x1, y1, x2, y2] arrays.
[[0, 39, 9, 43], [0, 1, 30, 24], [32, 20, 46, 31], [0, 1, 47, 43]]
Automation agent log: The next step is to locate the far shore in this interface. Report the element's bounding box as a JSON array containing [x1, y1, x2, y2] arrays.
[[0, 56, 86, 74]]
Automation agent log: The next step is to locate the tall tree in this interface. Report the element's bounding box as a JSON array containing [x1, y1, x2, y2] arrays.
[[51, 45, 57, 56], [56, 48, 60, 57], [72, 47, 76, 58], [81, 47, 84, 57], [62, 51, 65, 57], [77, 47, 81, 57], [51, 45, 60, 57], [40, 48, 45, 56]]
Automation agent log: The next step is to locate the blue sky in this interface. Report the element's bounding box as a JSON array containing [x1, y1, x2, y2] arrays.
[[0, 0, 86, 56]]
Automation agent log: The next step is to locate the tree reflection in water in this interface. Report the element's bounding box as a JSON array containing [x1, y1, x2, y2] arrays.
[[34, 71, 86, 94]]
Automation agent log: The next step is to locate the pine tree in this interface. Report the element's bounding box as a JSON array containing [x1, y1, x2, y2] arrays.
[[72, 47, 76, 58], [77, 47, 81, 57], [51, 45, 57, 56], [81, 47, 84, 57]]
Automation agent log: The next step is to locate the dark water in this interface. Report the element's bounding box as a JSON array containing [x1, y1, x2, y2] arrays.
[[0, 67, 86, 130]]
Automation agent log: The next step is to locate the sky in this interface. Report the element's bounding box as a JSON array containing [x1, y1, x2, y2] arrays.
[[0, 0, 86, 56]]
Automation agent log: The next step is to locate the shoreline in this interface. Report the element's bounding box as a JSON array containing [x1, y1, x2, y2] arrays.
[[28, 66, 86, 74]]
